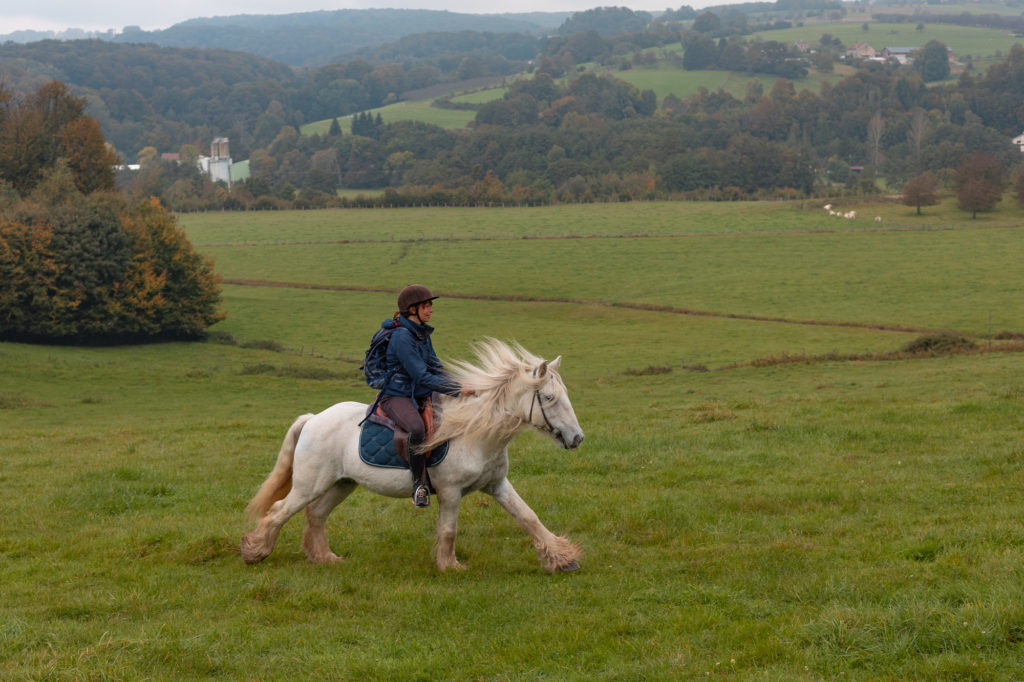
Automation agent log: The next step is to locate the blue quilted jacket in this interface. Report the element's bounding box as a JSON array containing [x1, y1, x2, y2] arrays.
[[381, 316, 460, 399]]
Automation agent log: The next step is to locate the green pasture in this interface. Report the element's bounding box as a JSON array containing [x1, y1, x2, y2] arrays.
[[302, 99, 476, 136], [4, 200, 1024, 679], [451, 88, 508, 104], [752, 21, 1022, 62], [298, 17, 1024, 135], [869, 2, 1024, 16], [184, 199, 1024, 340], [609, 64, 855, 100]]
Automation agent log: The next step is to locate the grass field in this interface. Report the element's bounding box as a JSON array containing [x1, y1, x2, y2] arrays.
[[301, 99, 477, 136], [298, 15, 1024, 135], [750, 21, 1022, 66], [3, 199, 1024, 679], [607, 65, 853, 101]]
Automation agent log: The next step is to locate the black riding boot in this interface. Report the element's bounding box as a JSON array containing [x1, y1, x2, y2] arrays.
[[409, 453, 429, 508]]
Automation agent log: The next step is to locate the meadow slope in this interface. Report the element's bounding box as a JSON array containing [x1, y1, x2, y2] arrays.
[[2, 201, 1023, 679]]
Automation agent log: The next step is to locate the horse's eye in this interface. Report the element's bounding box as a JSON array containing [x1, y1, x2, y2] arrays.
[[543, 393, 555, 403]]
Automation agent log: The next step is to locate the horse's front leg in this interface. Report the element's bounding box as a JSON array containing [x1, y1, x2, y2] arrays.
[[488, 477, 582, 573], [435, 488, 466, 572]]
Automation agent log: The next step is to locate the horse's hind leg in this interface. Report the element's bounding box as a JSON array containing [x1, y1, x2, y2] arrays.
[[302, 480, 356, 564], [488, 477, 582, 573], [242, 484, 326, 564]]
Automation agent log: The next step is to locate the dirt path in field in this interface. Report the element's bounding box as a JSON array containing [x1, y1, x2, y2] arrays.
[[194, 222, 1024, 249], [222, 278, 941, 336]]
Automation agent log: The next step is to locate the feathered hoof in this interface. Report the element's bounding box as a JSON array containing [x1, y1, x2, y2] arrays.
[[240, 533, 269, 564], [539, 535, 583, 573]]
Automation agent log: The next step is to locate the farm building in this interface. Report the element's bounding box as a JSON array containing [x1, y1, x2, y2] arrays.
[[197, 137, 233, 187], [846, 42, 877, 60]]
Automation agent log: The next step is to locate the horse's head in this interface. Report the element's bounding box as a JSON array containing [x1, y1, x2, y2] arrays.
[[523, 356, 584, 450]]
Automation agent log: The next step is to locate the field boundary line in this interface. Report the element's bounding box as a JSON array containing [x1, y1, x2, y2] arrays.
[[222, 278, 942, 336], [196, 222, 1023, 248]]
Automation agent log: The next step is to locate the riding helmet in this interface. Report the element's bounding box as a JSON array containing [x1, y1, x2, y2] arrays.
[[397, 284, 438, 312]]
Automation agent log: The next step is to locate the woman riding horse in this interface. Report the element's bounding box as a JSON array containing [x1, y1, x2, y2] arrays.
[[378, 284, 473, 507]]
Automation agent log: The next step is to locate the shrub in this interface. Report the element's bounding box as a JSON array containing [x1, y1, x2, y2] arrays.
[[0, 191, 223, 342], [901, 332, 977, 356]]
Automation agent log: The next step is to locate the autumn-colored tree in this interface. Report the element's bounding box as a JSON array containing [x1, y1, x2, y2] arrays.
[[121, 197, 224, 337], [0, 191, 223, 341], [0, 87, 223, 342], [901, 172, 940, 215], [0, 81, 117, 196], [954, 153, 1004, 219], [60, 117, 120, 194]]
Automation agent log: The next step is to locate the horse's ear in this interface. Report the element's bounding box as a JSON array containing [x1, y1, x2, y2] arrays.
[[534, 361, 548, 378], [548, 356, 562, 373]]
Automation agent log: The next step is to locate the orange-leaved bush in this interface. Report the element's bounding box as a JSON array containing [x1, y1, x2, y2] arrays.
[[0, 179, 223, 342]]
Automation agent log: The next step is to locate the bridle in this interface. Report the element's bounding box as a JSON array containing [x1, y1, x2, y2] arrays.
[[528, 389, 557, 437]]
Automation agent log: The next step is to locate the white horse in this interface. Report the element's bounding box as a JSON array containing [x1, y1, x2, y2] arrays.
[[241, 339, 585, 573]]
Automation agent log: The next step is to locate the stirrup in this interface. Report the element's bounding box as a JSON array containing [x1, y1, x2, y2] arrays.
[[412, 484, 431, 508]]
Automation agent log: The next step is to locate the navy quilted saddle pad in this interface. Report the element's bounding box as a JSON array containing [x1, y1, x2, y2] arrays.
[[358, 418, 449, 469]]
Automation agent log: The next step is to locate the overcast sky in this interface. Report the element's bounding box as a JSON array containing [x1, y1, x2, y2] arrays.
[[1, 0, 718, 35]]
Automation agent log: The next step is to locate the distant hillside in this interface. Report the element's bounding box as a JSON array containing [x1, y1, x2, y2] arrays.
[[109, 9, 572, 66]]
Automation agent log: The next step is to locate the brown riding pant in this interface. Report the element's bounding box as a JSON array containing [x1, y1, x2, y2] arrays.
[[379, 394, 426, 447]]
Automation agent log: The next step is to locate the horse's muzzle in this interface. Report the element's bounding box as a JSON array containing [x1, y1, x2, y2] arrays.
[[564, 433, 584, 450]]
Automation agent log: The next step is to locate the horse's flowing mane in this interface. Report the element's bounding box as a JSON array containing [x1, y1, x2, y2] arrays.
[[422, 338, 558, 451]]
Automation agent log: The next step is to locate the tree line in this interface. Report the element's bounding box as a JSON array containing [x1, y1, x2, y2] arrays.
[[121, 45, 1024, 213], [0, 83, 222, 343], [0, 13, 811, 166]]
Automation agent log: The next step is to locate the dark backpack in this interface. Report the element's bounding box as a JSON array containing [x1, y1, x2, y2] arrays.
[[362, 320, 400, 389]]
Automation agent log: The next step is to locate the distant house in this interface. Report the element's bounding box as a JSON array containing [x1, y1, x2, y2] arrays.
[[1013, 132, 1024, 152], [793, 41, 811, 53], [161, 153, 180, 162], [846, 42, 876, 60]]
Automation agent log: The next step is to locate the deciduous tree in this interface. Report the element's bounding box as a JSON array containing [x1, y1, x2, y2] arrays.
[[955, 153, 1004, 218], [901, 172, 940, 215]]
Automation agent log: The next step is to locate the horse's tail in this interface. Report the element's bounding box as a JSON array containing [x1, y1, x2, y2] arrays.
[[245, 413, 314, 520]]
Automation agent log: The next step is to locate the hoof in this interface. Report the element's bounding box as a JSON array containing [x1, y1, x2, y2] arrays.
[[559, 560, 581, 572], [240, 534, 268, 564]]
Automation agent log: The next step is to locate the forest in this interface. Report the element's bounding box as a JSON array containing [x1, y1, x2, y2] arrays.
[[2, 3, 1024, 210]]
